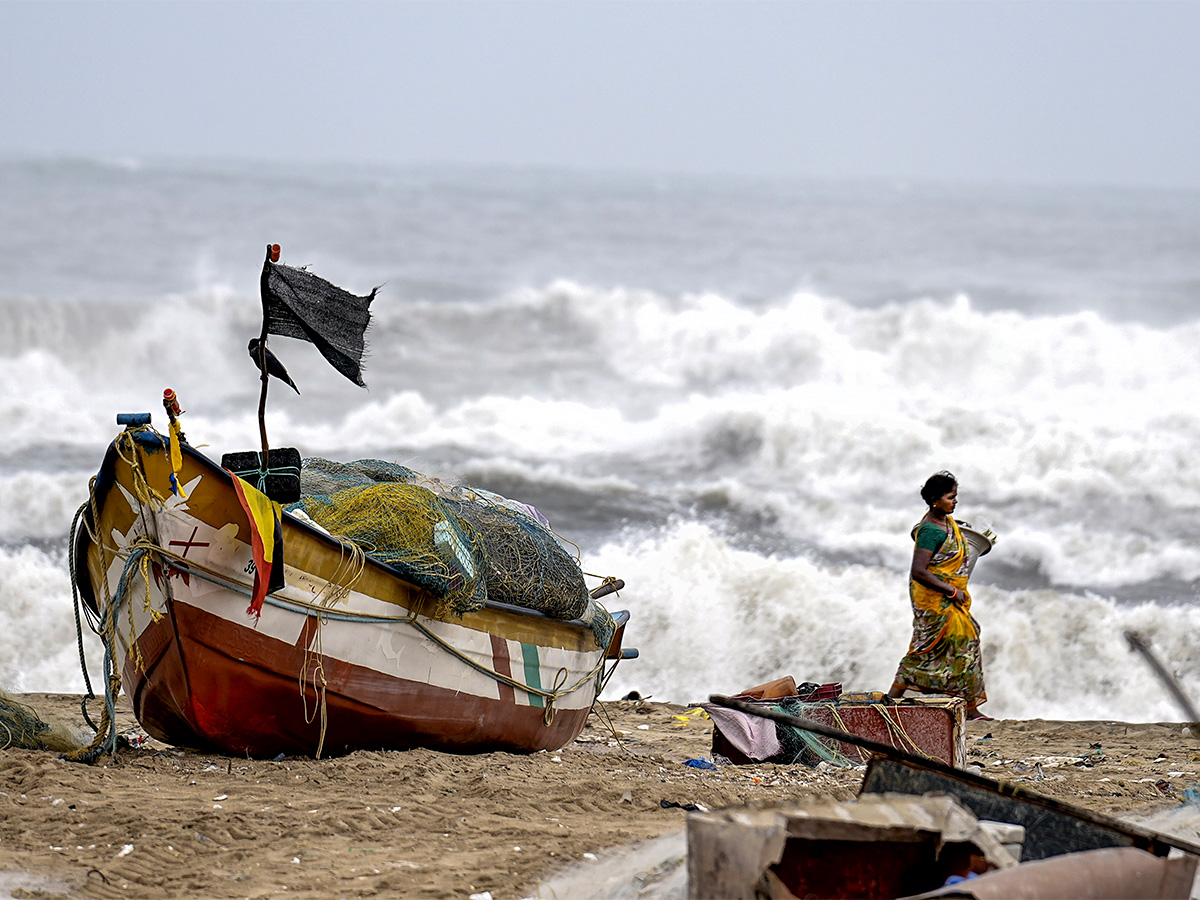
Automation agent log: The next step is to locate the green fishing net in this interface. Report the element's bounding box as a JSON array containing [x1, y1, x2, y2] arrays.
[[772, 699, 852, 767], [285, 459, 609, 645]]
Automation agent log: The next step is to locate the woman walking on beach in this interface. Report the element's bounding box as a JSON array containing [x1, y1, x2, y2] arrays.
[[887, 471, 990, 720]]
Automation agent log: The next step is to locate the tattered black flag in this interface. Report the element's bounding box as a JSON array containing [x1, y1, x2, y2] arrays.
[[261, 253, 375, 387]]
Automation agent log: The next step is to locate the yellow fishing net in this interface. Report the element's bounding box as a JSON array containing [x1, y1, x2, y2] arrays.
[[287, 459, 592, 623], [296, 480, 487, 615]]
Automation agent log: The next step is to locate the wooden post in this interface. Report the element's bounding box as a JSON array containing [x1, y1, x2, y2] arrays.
[[257, 244, 273, 461]]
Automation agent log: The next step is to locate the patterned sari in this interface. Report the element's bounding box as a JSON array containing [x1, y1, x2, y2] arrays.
[[891, 515, 986, 705]]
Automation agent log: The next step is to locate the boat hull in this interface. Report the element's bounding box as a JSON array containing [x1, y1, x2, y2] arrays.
[[78, 427, 624, 758]]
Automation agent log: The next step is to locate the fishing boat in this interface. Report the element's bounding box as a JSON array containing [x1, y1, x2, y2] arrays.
[[70, 244, 632, 759], [72, 417, 631, 758]]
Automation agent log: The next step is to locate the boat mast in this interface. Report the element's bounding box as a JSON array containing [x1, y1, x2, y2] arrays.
[[256, 243, 280, 459]]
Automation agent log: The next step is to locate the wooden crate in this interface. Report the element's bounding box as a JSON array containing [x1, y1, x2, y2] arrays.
[[710, 696, 964, 768]]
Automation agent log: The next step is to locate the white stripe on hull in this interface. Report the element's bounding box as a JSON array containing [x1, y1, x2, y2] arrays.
[[103, 492, 602, 711]]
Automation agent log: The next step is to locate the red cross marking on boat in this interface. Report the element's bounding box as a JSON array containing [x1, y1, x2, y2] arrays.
[[166, 526, 210, 585], [169, 527, 210, 557]]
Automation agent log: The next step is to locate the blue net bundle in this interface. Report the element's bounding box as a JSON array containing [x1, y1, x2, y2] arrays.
[[772, 698, 852, 767], [286, 459, 599, 635]]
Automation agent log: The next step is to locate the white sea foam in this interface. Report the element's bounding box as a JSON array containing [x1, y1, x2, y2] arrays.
[[0, 545, 104, 692], [6, 285, 1200, 600], [0, 472, 92, 540]]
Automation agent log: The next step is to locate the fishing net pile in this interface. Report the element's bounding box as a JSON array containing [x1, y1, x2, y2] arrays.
[[0, 687, 89, 754], [286, 459, 606, 640]]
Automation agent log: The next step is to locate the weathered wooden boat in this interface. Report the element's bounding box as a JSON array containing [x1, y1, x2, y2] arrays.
[[73, 416, 632, 759]]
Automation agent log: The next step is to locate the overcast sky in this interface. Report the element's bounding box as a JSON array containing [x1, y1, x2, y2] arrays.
[[3, 1, 1198, 188]]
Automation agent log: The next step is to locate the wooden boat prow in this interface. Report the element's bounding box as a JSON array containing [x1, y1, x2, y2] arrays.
[[75, 420, 631, 758]]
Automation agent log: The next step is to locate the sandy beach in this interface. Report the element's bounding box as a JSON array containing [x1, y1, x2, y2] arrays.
[[0, 693, 1196, 899]]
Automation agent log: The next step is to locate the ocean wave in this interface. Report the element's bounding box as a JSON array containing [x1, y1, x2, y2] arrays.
[[2, 283, 1199, 701], [0, 472, 92, 540], [11, 279, 1200, 416], [0, 544, 104, 693]]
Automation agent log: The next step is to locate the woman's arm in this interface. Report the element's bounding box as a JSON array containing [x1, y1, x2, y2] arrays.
[[911, 546, 958, 597]]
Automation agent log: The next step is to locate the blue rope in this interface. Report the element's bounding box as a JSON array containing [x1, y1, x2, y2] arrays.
[[93, 546, 151, 759], [231, 461, 300, 494]]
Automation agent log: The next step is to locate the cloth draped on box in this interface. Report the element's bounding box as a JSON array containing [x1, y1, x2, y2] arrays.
[[892, 515, 986, 706], [702, 703, 783, 762]]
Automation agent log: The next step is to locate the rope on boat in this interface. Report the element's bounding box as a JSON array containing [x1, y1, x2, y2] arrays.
[[237, 457, 302, 496], [313, 538, 367, 608], [68, 496, 99, 722], [64, 542, 154, 763], [65, 429, 178, 762], [300, 614, 331, 759], [61, 673, 121, 764]]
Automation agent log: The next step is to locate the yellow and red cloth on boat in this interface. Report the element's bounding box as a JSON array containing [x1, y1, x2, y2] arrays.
[[229, 473, 285, 618]]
